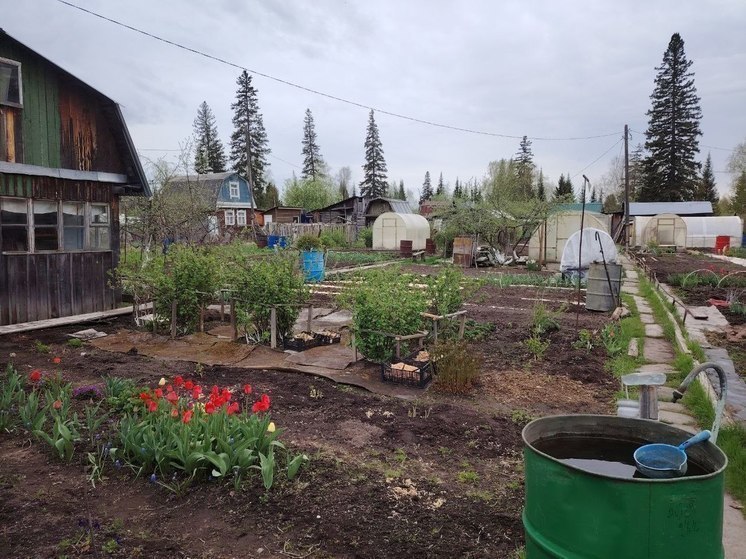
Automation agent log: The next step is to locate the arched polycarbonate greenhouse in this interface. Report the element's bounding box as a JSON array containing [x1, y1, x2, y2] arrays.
[[372, 212, 430, 251]]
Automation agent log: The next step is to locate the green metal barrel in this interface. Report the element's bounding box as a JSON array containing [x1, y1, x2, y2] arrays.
[[522, 415, 727, 559]]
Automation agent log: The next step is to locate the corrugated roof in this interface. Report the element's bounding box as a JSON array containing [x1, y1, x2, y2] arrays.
[[628, 201, 713, 216], [553, 202, 604, 214], [372, 197, 413, 214]]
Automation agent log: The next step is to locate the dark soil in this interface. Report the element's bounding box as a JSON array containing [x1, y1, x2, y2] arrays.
[[399, 264, 555, 279], [0, 279, 617, 558]]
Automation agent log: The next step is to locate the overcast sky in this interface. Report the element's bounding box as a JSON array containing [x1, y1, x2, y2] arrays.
[[3, 0, 746, 199]]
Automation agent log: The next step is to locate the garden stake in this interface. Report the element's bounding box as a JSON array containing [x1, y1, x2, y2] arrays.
[[270, 306, 277, 349], [171, 300, 177, 339], [307, 303, 313, 333], [230, 298, 237, 341], [575, 175, 590, 327]]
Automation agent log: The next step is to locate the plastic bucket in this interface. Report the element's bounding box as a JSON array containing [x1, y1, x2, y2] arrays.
[[715, 235, 730, 254], [523, 415, 726, 558], [301, 250, 325, 282], [586, 262, 622, 311]]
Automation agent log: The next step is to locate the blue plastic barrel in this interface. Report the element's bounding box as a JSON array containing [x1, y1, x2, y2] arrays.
[[278, 236, 287, 248], [301, 250, 325, 282], [267, 235, 279, 248]]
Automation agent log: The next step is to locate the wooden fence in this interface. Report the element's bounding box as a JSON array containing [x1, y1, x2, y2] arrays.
[[264, 223, 357, 244]]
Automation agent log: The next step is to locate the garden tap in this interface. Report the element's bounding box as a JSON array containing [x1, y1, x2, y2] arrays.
[[671, 361, 727, 443]]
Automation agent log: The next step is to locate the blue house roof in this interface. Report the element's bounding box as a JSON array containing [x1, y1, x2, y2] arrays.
[[169, 172, 255, 208]]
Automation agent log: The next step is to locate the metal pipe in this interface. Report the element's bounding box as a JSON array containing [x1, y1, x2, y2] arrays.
[[672, 361, 728, 443], [575, 176, 590, 326]]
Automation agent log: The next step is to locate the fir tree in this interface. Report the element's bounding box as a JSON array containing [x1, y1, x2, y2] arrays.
[[536, 170, 546, 201], [470, 181, 482, 202], [453, 178, 463, 199], [696, 153, 719, 209], [436, 172, 445, 196], [230, 71, 271, 206], [336, 167, 352, 199], [629, 143, 645, 201], [640, 33, 702, 201], [301, 108, 324, 181], [265, 182, 280, 207], [515, 135, 535, 199], [554, 174, 575, 200], [192, 101, 226, 174], [420, 171, 433, 204], [590, 187, 598, 203], [398, 180, 406, 200], [360, 110, 388, 197]]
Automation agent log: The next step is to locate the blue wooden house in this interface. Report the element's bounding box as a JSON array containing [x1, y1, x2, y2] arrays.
[[168, 171, 258, 239]]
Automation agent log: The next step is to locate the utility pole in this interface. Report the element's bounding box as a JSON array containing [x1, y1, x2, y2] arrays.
[[244, 89, 257, 233], [623, 124, 630, 250]]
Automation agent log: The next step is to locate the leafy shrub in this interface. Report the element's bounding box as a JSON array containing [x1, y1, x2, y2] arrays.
[[0, 366, 25, 432], [572, 329, 595, 352], [67, 338, 83, 348], [600, 323, 624, 356], [432, 340, 480, 393], [427, 266, 465, 315], [525, 259, 541, 272], [231, 255, 309, 342], [343, 270, 428, 362], [319, 229, 348, 248], [462, 320, 495, 341], [295, 234, 323, 252], [531, 302, 560, 336], [524, 334, 550, 361], [357, 227, 373, 248]]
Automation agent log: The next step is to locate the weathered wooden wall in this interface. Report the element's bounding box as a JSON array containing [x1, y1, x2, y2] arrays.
[[0, 251, 117, 325], [0, 38, 126, 173]]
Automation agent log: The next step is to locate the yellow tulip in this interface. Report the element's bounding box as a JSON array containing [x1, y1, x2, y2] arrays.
[[158, 377, 166, 386], [267, 422, 276, 433]]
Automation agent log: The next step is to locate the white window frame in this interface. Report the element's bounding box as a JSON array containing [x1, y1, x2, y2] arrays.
[[228, 181, 240, 199], [236, 210, 247, 226], [0, 198, 111, 253], [224, 209, 235, 226], [0, 57, 23, 108]]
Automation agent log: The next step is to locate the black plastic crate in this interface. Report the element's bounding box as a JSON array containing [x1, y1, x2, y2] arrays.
[[381, 350, 433, 388], [316, 330, 341, 345], [283, 332, 322, 351]]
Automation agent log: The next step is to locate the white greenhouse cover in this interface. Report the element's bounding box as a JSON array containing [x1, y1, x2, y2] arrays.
[[560, 228, 618, 273]]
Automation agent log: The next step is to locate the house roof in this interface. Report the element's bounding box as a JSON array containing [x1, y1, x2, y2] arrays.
[[368, 197, 413, 214], [264, 206, 305, 212], [170, 172, 236, 191], [0, 29, 150, 197], [314, 196, 365, 213], [627, 201, 713, 216]]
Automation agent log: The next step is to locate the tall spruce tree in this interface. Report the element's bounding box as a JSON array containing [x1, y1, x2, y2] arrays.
[[536, 169, 546, 201], [436, 172, 445, 196], [731, 171, 746, 217], [301, 108, 324, 181], [696, 153, 719, 210], [640, 33, 702, 201], [230, 71, 271, 206], [453, 178, 462, 199], [629, 143, 645, 201], [192, 101, 226, 174], [397, 180, 406, 200], [420, 171, 433, 204], [515, 135, 535, 199], [360, 110, 387, 197]]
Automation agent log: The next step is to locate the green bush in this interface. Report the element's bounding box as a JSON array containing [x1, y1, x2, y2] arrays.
[[344, 270, 428, 362], [427, 266, 465, 315], [319, 229, 348, 248], [230, 255, 309, 343], [357, 227, 373, 248], [295, 234, 323, 251]]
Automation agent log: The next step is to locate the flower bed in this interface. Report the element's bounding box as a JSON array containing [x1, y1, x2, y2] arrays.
[[381, 349, 433, 388]]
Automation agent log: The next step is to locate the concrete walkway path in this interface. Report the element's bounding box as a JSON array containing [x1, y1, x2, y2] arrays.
[[618, 255, 746, 558]]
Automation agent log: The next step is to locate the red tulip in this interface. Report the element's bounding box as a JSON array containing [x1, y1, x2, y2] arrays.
[[139, 391, 151, 401], [174, 376, 184, 387], [205, 402, 216, 415], [52, 399, 62, 410], [154, 388, 163, 399], [192, 386, 202, 399], [252, 394, 271, 414], [166, 384, 174, 392], [52, 357, 61, 364], [243, 384, 252, 395], [182, 410, 193, 424], [29, 370, 42, 383], [184, 380, 194, 390], [166, 391, 178, 405], [221, 388, 232, 402], [171, 408, 179, 418], [147, 400, 158, 413], [226, 402, 239, 415]]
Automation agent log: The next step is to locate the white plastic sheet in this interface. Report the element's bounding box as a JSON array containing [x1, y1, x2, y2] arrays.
[[560, 227, 618, 273]]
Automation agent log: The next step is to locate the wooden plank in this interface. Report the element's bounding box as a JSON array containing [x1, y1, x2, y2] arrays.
[[71, 252, 84, 315], [0, 255, 7, 325], [48, 253, 60, 319], [0, 304, 147, 335], [58, 252, 72, 318]]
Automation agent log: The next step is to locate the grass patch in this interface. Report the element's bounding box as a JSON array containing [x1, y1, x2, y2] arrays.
[[326, 251, 398, 268], [480, 274, 574, 288], [604, 294, 646, 378]]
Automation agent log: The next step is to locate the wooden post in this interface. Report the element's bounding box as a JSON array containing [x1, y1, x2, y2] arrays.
[[220, 292, 225, 320], [170, 300, 177, 339], [458, 314, 466, 339], [307, 303, 313, 333], [199, 304, 204, 332], [152, 299, 157, 333], [639, 385, 659, 420], [395, 336, 401, 359], [352, 331, 358, 362], [432, 319, 438, 345], [270, 306, 277, 349], [230, 299, 237, 342]]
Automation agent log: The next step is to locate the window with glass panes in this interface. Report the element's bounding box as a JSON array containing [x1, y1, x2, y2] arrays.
[[0, 198, 28, 251], [90, 204, 110, 250], [33, 200, 59, 251]]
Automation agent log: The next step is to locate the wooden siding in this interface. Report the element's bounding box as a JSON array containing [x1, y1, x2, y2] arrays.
[[0, 173, 111, 201], [0, 251, 118, 325], [0, 38, 126, 174]]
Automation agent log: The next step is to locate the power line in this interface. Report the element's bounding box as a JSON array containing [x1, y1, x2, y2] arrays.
[[55, 0, 619, 142], [571, 137, 624, 180], [630, 130, 737, 154]]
